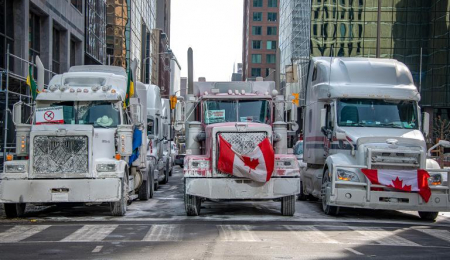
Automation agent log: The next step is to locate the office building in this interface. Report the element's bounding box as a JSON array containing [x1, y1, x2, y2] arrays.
[[242, 0, 280, 81], [279, 0, 450, 121]]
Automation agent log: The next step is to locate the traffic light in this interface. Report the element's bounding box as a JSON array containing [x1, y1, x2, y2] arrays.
[[170, 95, 177, 110], [292, 93, 299, 106]]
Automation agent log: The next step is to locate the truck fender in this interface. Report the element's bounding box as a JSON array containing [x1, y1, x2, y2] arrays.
[[426, 158, 441, 170], [324, 153, 356, 180], [117, 162, 128, 179]]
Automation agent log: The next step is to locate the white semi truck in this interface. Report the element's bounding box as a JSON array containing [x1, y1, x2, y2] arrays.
[[0, 64, 151, 217], [177, 81, 300, 216], [146, 85, 171, 191], [301, 57, 450, 220]]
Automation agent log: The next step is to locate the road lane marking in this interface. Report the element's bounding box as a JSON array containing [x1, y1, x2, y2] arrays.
[[142, 224, 184, 241], [61, 225, 118, 242], [345, 248, 364, 255], [0, 225, 50, 243], [285, 225, 339, 244], [92, 245, 103, 253], [350, 227, 419, 246], [218, 225, 260, 242], [414, 229, 450, 243]]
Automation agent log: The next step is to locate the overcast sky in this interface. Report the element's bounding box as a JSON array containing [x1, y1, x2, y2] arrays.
[[171, 0, 243, 81]]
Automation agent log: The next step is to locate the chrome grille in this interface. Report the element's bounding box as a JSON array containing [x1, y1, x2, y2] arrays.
[[220, 132, 267, 154], [33, 136, 88, 174]]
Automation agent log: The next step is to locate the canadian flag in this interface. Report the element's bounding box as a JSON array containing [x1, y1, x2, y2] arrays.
[[217, 135, 274, 183], [361, 169, 432, 202]]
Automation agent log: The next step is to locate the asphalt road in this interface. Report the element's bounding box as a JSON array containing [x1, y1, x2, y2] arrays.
[[1, 167, 450, 260]]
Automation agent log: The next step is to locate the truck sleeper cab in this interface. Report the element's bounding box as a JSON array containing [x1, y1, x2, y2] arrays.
[[182, 81, 300, 216], [301, 57, 450, 220]]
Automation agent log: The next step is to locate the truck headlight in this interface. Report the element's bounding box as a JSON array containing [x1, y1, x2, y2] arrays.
[[337, 169, 360, 182], [428, 174, 442, 186], [190, 160, 209, 169], [96, 164, 117, 172], [5, 164, 26, 173]]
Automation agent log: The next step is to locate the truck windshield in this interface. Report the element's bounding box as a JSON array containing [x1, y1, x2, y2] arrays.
[[35, 101, 121, 128], [203, 100, 270, 124], [337, 99, 418, 129]]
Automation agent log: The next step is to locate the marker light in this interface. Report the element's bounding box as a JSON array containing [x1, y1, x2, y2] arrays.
[[241, 90, 246, 94], [111, 89, 116, 93], [59, 85, 68, 92], [83, 89, 89, 93], [6, 154, 13, 161], [49, 85, 58, 92], [77, 88, 82, 93], [228, 89, 233, 95], [115, 154, 121, 160], [102, 85, 111, 91], [235, 90, 239, 95], [70, 88, 75, 93], [92, 85, 100, 92]]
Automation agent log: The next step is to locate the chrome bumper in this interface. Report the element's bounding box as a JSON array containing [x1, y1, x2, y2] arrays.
[[326, 165, 450, 211], [185, 177, 300, 199], [0, 178, 121, 203]]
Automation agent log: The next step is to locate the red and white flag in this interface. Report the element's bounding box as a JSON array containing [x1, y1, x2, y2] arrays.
[[361, 169, 431, 202], [217, 135, 274, 183]]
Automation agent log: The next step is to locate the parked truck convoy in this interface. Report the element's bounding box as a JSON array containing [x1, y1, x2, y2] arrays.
[[300, 57, 450, 220], [176, 80, 301, 216], [0, 64, 153, 217]]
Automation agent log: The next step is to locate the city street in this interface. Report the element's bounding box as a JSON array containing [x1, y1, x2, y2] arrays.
[[1, 167, 450, 259]]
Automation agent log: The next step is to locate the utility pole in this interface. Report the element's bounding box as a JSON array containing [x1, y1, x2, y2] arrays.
[[187, 48, 193, 95]]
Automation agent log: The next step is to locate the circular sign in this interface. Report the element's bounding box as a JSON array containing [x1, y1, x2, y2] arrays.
[[44, 111, 55, 121]]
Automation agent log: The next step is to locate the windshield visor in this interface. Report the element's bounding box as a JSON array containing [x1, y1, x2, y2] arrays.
[[337, 99, 418, 129]]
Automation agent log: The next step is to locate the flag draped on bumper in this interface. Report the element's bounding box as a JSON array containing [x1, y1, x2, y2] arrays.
[[361, 169, 432, 202], [217, 135, 274, 183]]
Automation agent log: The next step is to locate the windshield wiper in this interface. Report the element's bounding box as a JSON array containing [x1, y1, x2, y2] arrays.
[[380, 123, 403, 129]]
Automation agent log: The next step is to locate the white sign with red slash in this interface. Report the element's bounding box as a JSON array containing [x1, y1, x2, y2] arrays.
[[36, 106, 64, 125]]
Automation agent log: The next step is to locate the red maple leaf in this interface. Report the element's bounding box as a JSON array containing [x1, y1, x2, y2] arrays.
[[242, 156, 259, 170], [389, 177, 412, 191]]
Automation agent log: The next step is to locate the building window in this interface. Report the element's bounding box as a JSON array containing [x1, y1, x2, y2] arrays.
[[251, 68, 261, 77], [253, 12, 262, 21], [267, 40, 276, 50], [252, 54, 262, 64], [71, 0, 83, 13], [253, 0, 263, 7], [268, 12, 277, 22], [268, 0, 277, 7], [29, 12, 41, 63], [52, 28, 61, 74], [87, 0, 106, 64], [252, 40, 261, 49], [266, 68, 271, 77], [70, 38, 77, 67], [0, 0, 14, 70], [266, 54, 276, 63], [267, 26, 277, 35], [252, 26, 262, 35]]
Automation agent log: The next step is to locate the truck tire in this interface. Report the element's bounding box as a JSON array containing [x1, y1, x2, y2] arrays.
[[418, 211, 439, 221], [110, 176, 128, 216], [149, 170, 155, 198], [138, 175, 150, 201], [160, 161, 170, 184], [4, 203, 26, 218], [281, 195, 296, 216], [184, 181, 201, 216], [321, 169, 340, 216], [298, 180, 308, 201]]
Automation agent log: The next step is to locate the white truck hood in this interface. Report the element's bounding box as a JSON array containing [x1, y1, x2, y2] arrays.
[[340, 127, 425, 146]]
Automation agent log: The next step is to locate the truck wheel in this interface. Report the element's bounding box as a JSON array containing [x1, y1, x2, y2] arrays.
[[138, 174, 150, 201], [185, 194, 201, 216], [298, 180, 308, 201], [4, 203, 26, 218], [169, 168, 172, 176], [154, 180, 159, 191], [110, 177, 128, 216], [149, 170, 155, 198], [184, 181, 201, 216], [281, 195, 296, 216], [418, 211, 439, 221], [321, 169, 340, 216]]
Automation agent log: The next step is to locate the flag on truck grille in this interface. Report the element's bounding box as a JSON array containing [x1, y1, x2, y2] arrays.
[[26, 64, 39, 100], [124, 69, 134, 109], [217, 135, 274, 182], [361, 169, 431, 202]]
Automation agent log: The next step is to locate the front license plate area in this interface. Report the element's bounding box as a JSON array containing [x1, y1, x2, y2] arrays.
[[51, 188, 69, 202]]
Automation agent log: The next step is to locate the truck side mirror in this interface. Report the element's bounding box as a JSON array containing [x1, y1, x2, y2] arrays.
[[12, 101, 23, 125], [320, 108, 327, 129], [422, 112, 430, 137]]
